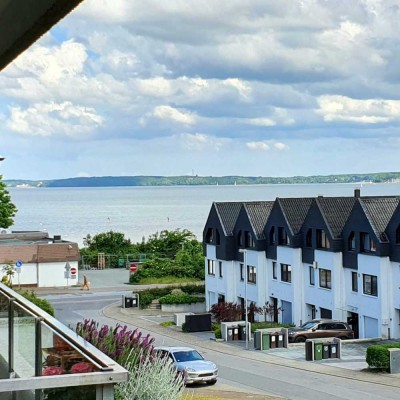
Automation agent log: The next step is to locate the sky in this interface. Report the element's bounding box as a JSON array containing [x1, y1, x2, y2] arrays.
[[1, 0, 400, 180]]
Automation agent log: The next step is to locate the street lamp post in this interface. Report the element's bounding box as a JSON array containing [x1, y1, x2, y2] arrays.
[[239, 248, 249, 350]]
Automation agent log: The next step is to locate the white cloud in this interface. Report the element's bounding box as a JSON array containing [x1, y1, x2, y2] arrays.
[[246, 118, 276, 127], [177, 133, 225, 151], [7, 101, 104, 137], [152, 105, 197, 125], [274, 142, 289, 150], [246, 141, 270, 151], [317, 95, 400, 124]]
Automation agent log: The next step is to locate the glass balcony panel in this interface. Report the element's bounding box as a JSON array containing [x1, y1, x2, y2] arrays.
[[13, 303, 36, 378], [0, 293, 9, 379], [41, 323, 99, 377], [39, 385, 96, 400]]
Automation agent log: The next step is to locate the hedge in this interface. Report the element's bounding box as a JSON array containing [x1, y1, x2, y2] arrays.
[[366, 343, 400, 371], [20, 291, 55, 317], [158, 293, 205, 305]]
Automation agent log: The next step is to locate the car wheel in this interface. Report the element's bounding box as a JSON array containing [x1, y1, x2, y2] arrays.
[[294, 336, 307, 343], [206, 379, 217, 385]]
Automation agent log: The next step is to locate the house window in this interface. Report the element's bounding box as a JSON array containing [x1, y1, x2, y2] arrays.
[[269, 227, 276, 244], [348, 231, 356, 251], [237, 230, 244, 247], [319, 268, 332, 289], [281, 264, 292, 283], [360, 232, 376, 253], [396, 225, 400, 244], [363, 274, 378, 296], [351, 271, 358, 292], [247, 265, 257, 284], [219, 261, 223, 278], [218, 293, 225, 304], [240, 263, 244, 281], [205, 228, 213, 244], [306, 229, 312, 247], [317, 229, 330, 249], [207, 259, 215, 275], [309, 266, 315, 286], [245, 231, 255, 248], [278, 227, 290, 245], [272, 261, 277, 279]]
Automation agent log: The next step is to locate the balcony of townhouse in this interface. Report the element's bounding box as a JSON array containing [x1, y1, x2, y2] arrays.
[[0, 282, 128, 400]]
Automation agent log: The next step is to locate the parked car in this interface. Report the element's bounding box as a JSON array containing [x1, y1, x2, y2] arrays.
[[154, 346, 218, 385], [288, 319, 354, 343]]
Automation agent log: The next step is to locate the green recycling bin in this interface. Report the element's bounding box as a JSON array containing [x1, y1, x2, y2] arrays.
[[262, 332, 270, 350], [314, 342, 323, 361]]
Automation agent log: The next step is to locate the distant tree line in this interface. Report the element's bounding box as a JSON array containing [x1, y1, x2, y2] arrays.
[[6, 171, 400, 188]]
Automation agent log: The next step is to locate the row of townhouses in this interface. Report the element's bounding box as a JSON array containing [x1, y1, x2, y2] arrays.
[[203, 189, 400, 340]]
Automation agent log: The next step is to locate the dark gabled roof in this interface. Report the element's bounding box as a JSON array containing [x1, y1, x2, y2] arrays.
[[316, 197, 357, 238], [359, 197, 400, 242], [277, 198, 313, 235], [214, 202, 243, 236], [243, 201, 275, 239]]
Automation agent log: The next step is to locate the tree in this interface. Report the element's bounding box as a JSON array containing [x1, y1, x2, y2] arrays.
[[83, 231, 132, 254], [0, 176, 17, 228]]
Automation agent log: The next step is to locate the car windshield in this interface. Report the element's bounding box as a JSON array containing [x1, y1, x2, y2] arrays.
[[300, 321, 319, 329], [173, 350, 203, 363]]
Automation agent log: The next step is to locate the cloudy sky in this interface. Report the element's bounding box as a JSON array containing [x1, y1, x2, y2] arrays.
[[1, 0, 400, 180]]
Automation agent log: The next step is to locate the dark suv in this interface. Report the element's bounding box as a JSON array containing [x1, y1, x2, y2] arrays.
[[288, 319, 354, 343]]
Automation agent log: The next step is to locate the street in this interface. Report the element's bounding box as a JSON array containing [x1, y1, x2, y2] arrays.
[[42, 290, 400, 400]]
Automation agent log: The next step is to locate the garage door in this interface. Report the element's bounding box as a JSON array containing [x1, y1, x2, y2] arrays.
[[281, 301, 293, 324], [364, 316, 379, 338]]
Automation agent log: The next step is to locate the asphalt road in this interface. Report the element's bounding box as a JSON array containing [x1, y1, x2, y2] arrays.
[[42, 291, 400, 400]]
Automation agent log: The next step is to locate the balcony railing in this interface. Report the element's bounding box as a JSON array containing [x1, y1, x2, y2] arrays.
[[0, 282, 128, 400]]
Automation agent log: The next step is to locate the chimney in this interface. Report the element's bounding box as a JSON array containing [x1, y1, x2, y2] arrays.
[[53, 235, 62, 242], [354, 188, 361, 198]]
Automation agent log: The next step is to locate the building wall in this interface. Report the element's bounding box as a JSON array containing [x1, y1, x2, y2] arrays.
[[38, 261, 79, 287]]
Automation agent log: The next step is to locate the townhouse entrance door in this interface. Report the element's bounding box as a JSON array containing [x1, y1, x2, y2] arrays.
[[347, 312, 359, 339]]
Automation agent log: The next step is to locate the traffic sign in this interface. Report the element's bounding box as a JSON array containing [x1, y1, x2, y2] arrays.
[[15, 260, 22, 267], [70, 267, 77, 275], [129, 264, 137, 272], [65, 262, 71, 271]]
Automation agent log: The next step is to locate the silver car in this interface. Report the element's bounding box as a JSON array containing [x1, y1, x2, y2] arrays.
[[154, 346, 218, 385]]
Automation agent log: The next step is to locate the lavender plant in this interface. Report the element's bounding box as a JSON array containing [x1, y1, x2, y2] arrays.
[[75, 319, 155, 366]]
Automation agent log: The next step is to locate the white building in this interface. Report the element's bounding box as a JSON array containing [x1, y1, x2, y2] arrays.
[[203, 190, 400, 339], [0, 232, 80, 287]]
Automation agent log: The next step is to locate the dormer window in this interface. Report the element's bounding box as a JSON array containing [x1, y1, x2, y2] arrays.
[[348, 231, 356, 251], [278, 227, 290, 245], [317, 229, 330, 249], [360, 232, 376, 253], [238, 230, 244, 246], [306, 229, 312, 247], [205, 228, 213, 244], [245, 231, 255, 248], [269, 227, 276, 244]]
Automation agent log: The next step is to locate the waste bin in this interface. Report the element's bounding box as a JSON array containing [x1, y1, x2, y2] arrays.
[[330, 343, 338, 358], [123, 296, 133, 308], [226, 327, 234, 341], [322, 343, 330, 359], [270, 333, 277, 348], [277, 334, 284, 348], [233, 326, 239, 341], [314, 342, 323, 361], [238, 324, 247, 341], [131, 295, 138, 308], [262, 332, 270, 350], [305, 341, 313, 361], [254, 330, 262, 350]]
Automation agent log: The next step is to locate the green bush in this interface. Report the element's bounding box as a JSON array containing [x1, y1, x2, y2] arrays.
[[158, 293, 205, 305], [251, 322, 294, 333], [366, 343, 400, 371], [20, 291, 55, 316], [137, 285, 205, 308]]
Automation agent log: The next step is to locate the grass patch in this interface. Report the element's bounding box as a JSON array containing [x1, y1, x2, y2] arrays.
[[133, 276, 200, 284], [251, 322, 294, 332], [160, 321, 176, 327]]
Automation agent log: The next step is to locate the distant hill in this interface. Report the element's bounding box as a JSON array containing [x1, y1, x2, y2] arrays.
[[4, 172, 400, 188]]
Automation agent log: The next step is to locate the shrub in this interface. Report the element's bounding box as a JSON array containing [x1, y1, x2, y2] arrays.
[[159, 293, 205, 305], [115, 350, 185, 400], [366, 343, 400, 371], [20, 291, 55, 316]]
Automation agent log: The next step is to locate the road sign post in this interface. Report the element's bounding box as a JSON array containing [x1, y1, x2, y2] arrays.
[[15, 261, 22, 289], [65, 262, 71, 287]]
